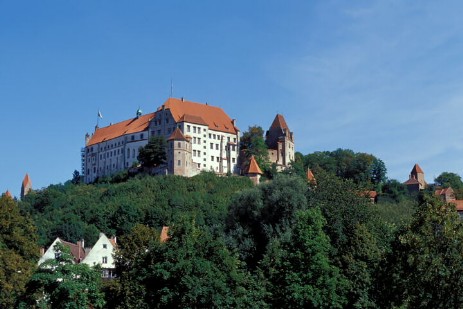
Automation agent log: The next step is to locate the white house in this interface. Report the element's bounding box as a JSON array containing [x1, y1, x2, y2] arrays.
[[38, 238, 86, 265], [82, 233, 117, 279]]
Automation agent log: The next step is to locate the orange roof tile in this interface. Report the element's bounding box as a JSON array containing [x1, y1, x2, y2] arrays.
[[411, 163, 424, 174], [22, 173, 31, 188], [87, 112, 155, 146], [160, 226, 170, 243], [247, 155, 263, 174], [179, 114, 208, 126], [450, 200, 463, 212], [307, 169, 316, 183], [160, 98, 238, 134], [404, 177, 420, 185], [59, 238, 86, 263], [167, 128, 188, 141], [270, 114, 290, 131]]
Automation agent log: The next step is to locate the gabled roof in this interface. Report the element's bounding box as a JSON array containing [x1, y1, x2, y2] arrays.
[[160, 98, 238, 134], [404, 177, 420, 185], [435, 187, 454, 196], [411, 164, 424, 174], [167, 128, 188, 141], [246, 155, 263, 175], [160, 226, 170, 243], [270, 114, 290, 131], [87, 112, 155, 146], [22, 173, 31, 188], [178, 114, 208, 126], [60, 238, 86, 263], [307, 169, 316, 183]]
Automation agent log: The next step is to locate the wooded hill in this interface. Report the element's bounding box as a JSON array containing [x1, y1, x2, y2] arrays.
[[2, 149, 463, 308]]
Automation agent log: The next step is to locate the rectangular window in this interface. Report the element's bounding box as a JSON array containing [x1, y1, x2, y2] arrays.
[[102, 256, 108, 264], [178, 160, 181, 166], [213, 134, 216, 139], [217, 157, 220, 162], [193, 137, 197, 144], [187, 125, 191, 132], [210, 143, 213, 149], [193, 126, 196, 133], [103, 244, 107, 249], [211, 156, 214, 161], [198, 138, 201, 144], [209, 133, 212, 139], [216, 144, 219, 150], [232, 158, 236, 163]]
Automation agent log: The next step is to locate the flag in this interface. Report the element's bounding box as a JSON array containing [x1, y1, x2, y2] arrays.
[[98, 110, 103, 119]]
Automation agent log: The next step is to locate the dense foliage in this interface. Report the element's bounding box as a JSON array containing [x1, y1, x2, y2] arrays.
[[6, 151, 463, 308]]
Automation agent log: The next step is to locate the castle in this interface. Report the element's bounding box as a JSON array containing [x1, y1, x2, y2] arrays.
[[82, 97, 295, 183]]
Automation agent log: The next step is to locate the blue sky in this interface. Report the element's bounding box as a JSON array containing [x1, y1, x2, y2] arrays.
[[2, 1, 463, 197]]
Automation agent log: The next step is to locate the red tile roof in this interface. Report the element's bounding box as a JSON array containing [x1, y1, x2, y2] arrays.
[[307, 169, 316, 183], [178, 114, 208, 126], [246, 155, 263, 174], [167, 127, 188, 141], [87, 113, 155, 146], [160, 98, 239, 134], [450, 200, 463, 212], [59, 238, 86, 263], [4, 190, 12, 198], [270, 114, 290, 131], [404, 177, 420, 185], [160, 226, 170, 243], [22, 173, 31, 188], [435, 187, 454, 196], [411, 163, 424, 174]]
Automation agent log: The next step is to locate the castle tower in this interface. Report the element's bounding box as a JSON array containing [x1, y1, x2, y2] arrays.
[[245, 155, 263, 185], [3, 190, 12, 199], [307, 168, 316, 185], [265, 114, 295, 170], [404, 163, 426, 192], [21, 173, 32, 200], [167, 128, 194, 176]]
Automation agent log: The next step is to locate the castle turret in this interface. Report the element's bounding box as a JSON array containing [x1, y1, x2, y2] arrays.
[[167, 128, 193, 176], [245, 155, 263, 185], [21, 173, 32, 200], [265, 114, 294, 170]]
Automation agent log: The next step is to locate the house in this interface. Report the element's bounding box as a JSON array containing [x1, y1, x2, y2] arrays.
[[38, 238, 86, 265], [83, 97, 240, 183], [404, 164, 427, 193], [82, 233, 117, 279], [21, 173, 32, 200], [434, 186, 463, 217], [265, 114, 295, 171]]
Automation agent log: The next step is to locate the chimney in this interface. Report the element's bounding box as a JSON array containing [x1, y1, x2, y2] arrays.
[[232, 119, 236, 126], [181, 97, 184, 102]]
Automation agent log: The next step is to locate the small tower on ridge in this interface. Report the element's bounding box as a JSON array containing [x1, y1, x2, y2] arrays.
[[245, 155, 263, 185], [21, 173, 32, 200]]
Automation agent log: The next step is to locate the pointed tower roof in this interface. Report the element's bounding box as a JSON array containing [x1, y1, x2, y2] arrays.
[[246, 156, 263, 175], [22, 173, 31, 188], [307, 168, 316, 184], [4, 190, 12, 198], [167, 128, 188, 141], [411, 164, 424, 174], [160, 226, 170, 243], [270, 114, 290, 131]]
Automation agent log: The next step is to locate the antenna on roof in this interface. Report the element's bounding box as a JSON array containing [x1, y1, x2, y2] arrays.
[[170, 78, 173, 98]]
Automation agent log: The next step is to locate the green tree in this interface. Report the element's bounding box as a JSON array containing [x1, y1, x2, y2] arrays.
[[240, 126, 270, 173], [22, 242, 105, 309], [370, 158, 387, 185], [71, 170, 81, 185], [379, 196, 463, 308], [261, 208, 348, 308], [0, 195, 39, 308], [138, 136, 167, 168]]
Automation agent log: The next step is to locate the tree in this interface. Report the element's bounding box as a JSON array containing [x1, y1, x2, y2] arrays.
[[260, 208, 348, 308], [71, 170, 81, 185], [379, 196, 463, 308], [0, 195, 39, 308], [138, 136, 167, 168], [240, 126, 270, 173], [370, 158, 387, 185], [22, 242, 105, 308]]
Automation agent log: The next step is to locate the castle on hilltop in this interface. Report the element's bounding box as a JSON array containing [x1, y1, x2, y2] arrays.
[[82, 98, 294, 183]]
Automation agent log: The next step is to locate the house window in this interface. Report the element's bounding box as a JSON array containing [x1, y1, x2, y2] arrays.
[[210, 143, 213, 149], [132, 149, 135, 158], [140, 133, 144, 139], [211, 156, 214, 161], [198, 138, 201, 144], [232, 158, 236, 163], [193, 126, 196, 133], [102, 256, 108, 264], [187, 125, 191, 132], [131, 136, 135, 141], [178, 160, 181, 166], [216, 157, 220, 162], [216, 144, 219, 150], [127, 149, 130, 158], [178, 142, 181, 148], [103, 244, 107, 249]]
